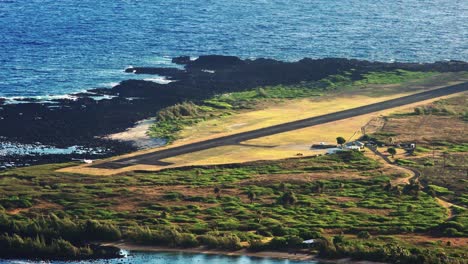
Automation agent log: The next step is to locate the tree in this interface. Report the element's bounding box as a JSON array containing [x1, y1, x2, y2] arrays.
[[279, 182, 287, 192], [214, 186, 221, 198], [279, 191, 297, 206], [384, 181, 392, 192], [387, 147, 397, 158], [357, 231, 371, 239], [257, 87, 268, 97], [336, 137, 346, 147], [247, 191, 256, 203], [316, 181, 326, 194]]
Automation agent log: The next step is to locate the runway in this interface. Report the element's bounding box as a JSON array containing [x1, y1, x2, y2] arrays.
[[92, 82, 467, 169]]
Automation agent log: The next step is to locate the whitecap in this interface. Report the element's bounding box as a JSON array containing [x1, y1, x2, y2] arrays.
[[101, 82, 120, 88], [2, 94, 78, 104], [143, 76, 174, 84]]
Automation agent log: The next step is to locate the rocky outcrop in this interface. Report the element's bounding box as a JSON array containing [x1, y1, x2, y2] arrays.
[[1, 55, 467, 166], [186, 55, 245, 69], [172, 55, 191, 65]]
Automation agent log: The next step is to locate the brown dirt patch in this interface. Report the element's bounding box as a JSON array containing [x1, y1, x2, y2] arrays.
[[6, 200, 62, 215], [345, 207, 393, 216], [115, 185, 251, 207], [331, 196, 361, 203], [239, 172, 367, 186], [396, 234, 468, 248], [127, 185, 240, 197], [381, 115, 467, 144]]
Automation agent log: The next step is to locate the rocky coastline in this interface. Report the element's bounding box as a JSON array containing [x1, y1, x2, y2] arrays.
[[1, 55, 467, 168]]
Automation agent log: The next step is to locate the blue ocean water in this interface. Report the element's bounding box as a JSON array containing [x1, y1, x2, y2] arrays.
[[0, 0, 467, 98], [0, 251, 320, 264]]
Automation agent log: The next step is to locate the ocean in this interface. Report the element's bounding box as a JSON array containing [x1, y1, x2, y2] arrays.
[[0, 0, 467, 99]]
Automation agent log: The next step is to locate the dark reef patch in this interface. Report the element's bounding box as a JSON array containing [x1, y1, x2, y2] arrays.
[[0, 56, 467, 167]]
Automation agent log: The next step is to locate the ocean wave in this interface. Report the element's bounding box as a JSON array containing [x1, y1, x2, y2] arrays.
[[101, 82, 121, 88], [0, 91, 116, 105], [1, 94, 78, 104], [143, 77, 175, 84], [0, 140, 107, 156]]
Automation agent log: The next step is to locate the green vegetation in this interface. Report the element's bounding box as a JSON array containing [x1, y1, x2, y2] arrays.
[[211, 86, 322, 102], [318, 234, 467, 264], [336, 136, 346, 146], [0, 214, 122, 259], [413, 95, 468, 120], [395, 158, 418, 166], [0, 151, 466, 262], [354, 70, 436, 86], [419, 153, 468, 206], [387, 147, 397, 158], [148, 102, 206, 143], [148, 69, 442, 143], [370, 94, 468, 209]]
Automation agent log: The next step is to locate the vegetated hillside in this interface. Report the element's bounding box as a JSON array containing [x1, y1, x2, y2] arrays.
[[1, 151, 466, 263], [370, 94, 468, 206]]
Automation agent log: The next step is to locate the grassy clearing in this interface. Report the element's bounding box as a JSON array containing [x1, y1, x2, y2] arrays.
[[369, 94, 468, 208], [372, 94, 468, 145]]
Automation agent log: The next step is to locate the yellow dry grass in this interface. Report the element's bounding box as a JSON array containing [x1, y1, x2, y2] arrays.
[[60, 82, 468, 175]]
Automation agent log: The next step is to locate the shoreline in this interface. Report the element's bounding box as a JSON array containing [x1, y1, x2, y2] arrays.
[[1, 56, 467, 168], [107, 243, 385, 263], [104, 117, 166, 149], [109, 242, 315, 261]]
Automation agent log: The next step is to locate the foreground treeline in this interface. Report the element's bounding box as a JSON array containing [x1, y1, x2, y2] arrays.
[[317, 235, 467, 264], [0, 212, 466, 263], [0, 214, 122, 260]]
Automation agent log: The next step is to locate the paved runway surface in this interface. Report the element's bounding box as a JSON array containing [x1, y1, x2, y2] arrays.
[[92, 82, 468, 169]]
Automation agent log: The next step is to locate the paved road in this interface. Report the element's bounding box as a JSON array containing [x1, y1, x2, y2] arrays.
[[92, 82, 468, 169]]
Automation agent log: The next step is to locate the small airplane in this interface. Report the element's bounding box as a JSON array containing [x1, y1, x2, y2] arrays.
[[71, 158, 93, 164]]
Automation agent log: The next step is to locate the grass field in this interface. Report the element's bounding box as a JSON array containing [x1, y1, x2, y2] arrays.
[[1, 151, 467, 262]]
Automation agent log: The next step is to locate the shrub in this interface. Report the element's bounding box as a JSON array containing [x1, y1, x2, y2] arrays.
[[357, 231, 371, 239], [179, 233, 199, 248], [298, 229, 322, 240], [266, 236, 304, 250], [84, 220, 122, 241], [278, 191, 297, 206], [0, 196, 33, 210], [333, 235, 345, 244], [248, 239, 266, 252], [197, 234, 241, 250], [443, 228, 461, 237]]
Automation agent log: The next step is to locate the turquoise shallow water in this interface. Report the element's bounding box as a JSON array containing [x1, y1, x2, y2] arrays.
[[0, 0, 467, 98], [0, 251, 321, 264]]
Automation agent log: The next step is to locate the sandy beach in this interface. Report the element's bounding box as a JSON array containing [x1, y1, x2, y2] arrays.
[[105, 118, 165, 149]]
